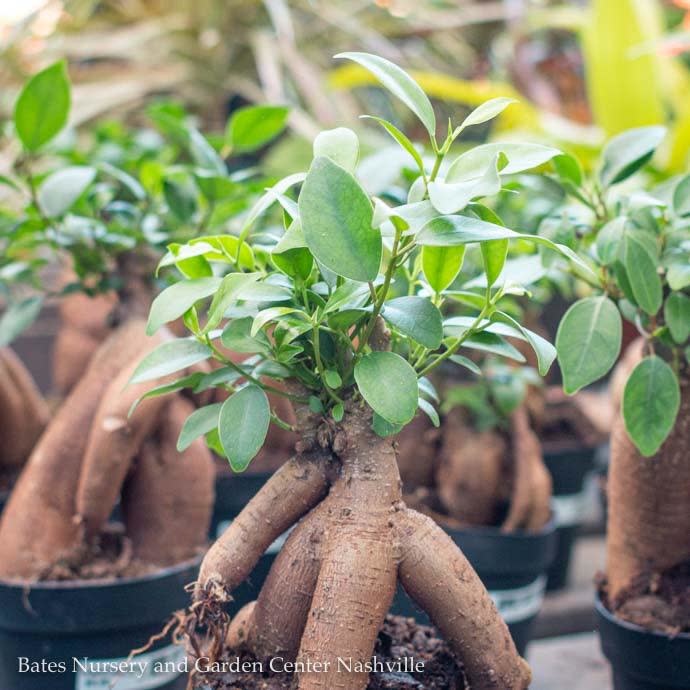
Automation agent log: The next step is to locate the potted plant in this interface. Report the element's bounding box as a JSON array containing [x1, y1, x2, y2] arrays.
[[551, 126, 690, 689], [136, 53, 588, 689], [0, 61, 231, 690], [394, 362, 557, 654]]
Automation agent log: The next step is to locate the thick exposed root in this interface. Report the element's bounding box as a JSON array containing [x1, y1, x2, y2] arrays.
[[76, 331, 171, 537], [0, 348, 49, 471], [52, 326, 102, 396], [196, 451, 333, 597], [437, 407, 506, 525], [607, 375, 690, 599], [0, 320, 151, 579], [502, 405, 551, 532], [121, 397, 215, 566], [396, 508, 531, 690]]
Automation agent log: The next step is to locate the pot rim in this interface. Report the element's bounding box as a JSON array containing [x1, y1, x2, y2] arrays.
[[595, 591, 690, 641], [0, 553, 202, 592]]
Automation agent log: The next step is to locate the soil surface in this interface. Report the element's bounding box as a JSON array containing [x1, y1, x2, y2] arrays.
[[197, 615, 467, 689], [602, 560, 690, 634], [40, 523, 177, 581]]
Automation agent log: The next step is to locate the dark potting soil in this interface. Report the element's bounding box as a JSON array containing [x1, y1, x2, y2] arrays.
[[602, 560, 690, 635], [40, 523, 192, 582], [198, 615, 467, 690]]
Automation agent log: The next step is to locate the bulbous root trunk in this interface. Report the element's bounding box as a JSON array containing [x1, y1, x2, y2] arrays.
[[191, 406, 530, 690], [607, 375, 690, 600]]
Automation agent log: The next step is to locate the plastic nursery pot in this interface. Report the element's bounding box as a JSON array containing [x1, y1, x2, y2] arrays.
[[0, 556, 201, 690], [596, 593, 690, 690], [392, 519, 557, 657], [211, 471, 290, 617], [543, 444, 597, 591]]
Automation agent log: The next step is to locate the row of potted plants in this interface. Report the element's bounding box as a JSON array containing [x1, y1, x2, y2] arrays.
[[0, 52, 687, 690]]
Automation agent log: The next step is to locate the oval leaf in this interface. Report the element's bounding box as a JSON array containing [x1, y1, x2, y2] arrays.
[[556, 296, 622, 394], [335, 52, 436, 136], [422, 245, 465, 293], [130, 338, 212, 383], [147, 277, 221, 335], [37, 166, 96, 218], [599, 126, 666, 188], [382, 296, 443, 349], [355, 351, 418, 425], [299, 156, 381, 282], [313, 127, 359, 172], [623, 356, 680, 457], [177, 402, 223, 451], [219, 385, 270, 472], [14, 60, 70, 151], [664, 292, 690, 344], [226, 104, 289, 153]]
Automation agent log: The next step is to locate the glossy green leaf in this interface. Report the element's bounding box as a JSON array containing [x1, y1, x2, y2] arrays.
[[446, 143, 560, 182], [491, 312, 556, 376], [556, 296, 622, 394], [204, 273, 260, 332], [355, 351, 418, 424], [620, 229, 662, 315], [596, 216, 627, 266], [221, 317, 271, 354], [363, 116, 424, 173], [455, 97, 516, 133], [553, 153, 583, 187], [673, 175, 690, 217], [372, 413, 404, 437], [219, 385, 270, 471], [418, 398, 440, 427], [623, 356, 680, 457], [146, 277, 221, 334], [130, 338, 212, 383], [461, 331, 525, 362], [37, 166, 96, 217], [428, 155, 501, 214], [668, 263, 690, 291], [313, 127, 359, 172], [422, 245, 465, 293], [599, 126, 666, 188], [664, 292, 690, 344], [226, 105, 289, 153], [177, 403, 223, 451], [335, 52, 436, 136], [381, 296, 443, 349], [299, 156, 380, 282], [481, 239, 509, 288], [14, 60, 70, 151]]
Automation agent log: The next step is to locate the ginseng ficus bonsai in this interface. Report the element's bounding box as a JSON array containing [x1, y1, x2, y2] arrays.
[[0, 62, 284, 578], [136, 53, 589, 689], [551, 127, 690, 624]]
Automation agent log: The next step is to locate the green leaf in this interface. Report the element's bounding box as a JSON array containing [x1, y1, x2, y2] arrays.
[[324, 370, 342, 389], [623, 356, 680, 457], [194, 170, 235, 201], [14, 60, 70, 151], [331, 402, 345, 422], [188, 128, 226, 174], [0, 297, 43, 347], [418, 397, 440, 427], [417, 214, 517, 245], [355, 351, 418, 424], [177, 403, 223, 451], [599, 126, 666, 188], [428, 155, 502, 214], [313, 127, 359, 172], [481, 239, 509, 288], [251, 307, 305, 337], [446, 143, 560, 182], [449, 354, 482, 376], [335, 52, 436, 136], [455, 97, 516, 133], [219, 385, 270, 471], [491, 312, 556, 376], [461, 331, 525, 362], [221, 317, 271, 354], [363, 116, 424, 174], [673, 175, 690, 217], [422, 245, 465, 293], [129, 373, 204, 416], [664, 293, 690, 344], [37, 166, 96, 217], [130, 338, 212, 383], [163, 178, 197, 221], [372, 412, 404, 437], [381, 296, 443, 349], [553, 153, 583, 187], [299, 156, 381, 282], [620, 229, 662, 315], [596, 216, 627, 266], [668, 263, 690, 291], [146, 277, 221, 334], [204, 273, 260, 333], [556, 296, 622, 394], [226, 104, 289, 153]]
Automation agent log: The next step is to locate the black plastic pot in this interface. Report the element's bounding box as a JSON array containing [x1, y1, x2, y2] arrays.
[[0, 556, 201, 690], [392, 519, 557, 656], [543, 444, 597, 591], [211, 471, 288, 617], [596, 594, 690, 690]]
